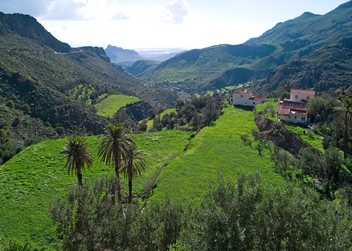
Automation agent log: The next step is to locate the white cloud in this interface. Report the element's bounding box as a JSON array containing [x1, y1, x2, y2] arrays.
[[0, 0, 53, 16], [44, 0, 86, 20], [110, 12, 130, 21], [30, 0, 130, 21], [162, 0, 188, 24]]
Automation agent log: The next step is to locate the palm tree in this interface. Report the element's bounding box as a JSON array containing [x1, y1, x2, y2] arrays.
[[334, 98, 352, 158], [61, 135, 93, 187], [121, 148, 146, 203], [98, 123, 136, 203]]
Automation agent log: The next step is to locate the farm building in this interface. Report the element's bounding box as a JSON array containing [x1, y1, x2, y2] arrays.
[[277, 89, 316, 124], [233, 89, 266, 107]]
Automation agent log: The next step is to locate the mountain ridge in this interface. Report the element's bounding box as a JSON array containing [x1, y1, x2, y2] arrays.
[[139, 1, 352, 94]]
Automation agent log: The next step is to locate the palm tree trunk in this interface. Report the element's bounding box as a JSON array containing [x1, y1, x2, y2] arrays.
[[77, 165, 83, 187], [114, 159, 122, 203], [128, 178, 132, 203], [344, 112, 348, 159]]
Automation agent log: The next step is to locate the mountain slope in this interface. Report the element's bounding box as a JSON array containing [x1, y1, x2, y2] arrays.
[[141, 44, 275, 92], [246, 1, 352, 53], [257, 37, 352, 94], [0, 13, 178, 137], [0, 12, 70, 53], [126, 59, 161, 77], [140, 1, 352, 94]]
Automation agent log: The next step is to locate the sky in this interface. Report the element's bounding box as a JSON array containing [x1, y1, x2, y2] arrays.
[[0, 0, 349, 51]]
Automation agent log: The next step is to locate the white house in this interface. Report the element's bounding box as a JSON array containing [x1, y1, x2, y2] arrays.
[[277, 89, 316, 124], [233, 89, 266, 107], [289, 89, 316, 102]]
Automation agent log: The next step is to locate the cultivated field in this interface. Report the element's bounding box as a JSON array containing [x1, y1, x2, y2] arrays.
[[95, 94, 140, 118]]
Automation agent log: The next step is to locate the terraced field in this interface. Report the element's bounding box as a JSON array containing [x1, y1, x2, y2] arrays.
[[95, 94, 140, 118], [0, 105, 287, 246], [151, 105, 285, 204]]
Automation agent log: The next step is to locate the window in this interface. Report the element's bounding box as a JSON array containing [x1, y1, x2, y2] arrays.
[[241, 95, 243, 98], [253, 102, 255, 105], [295, 95, 298, 99], [301, 117, 306, 121]]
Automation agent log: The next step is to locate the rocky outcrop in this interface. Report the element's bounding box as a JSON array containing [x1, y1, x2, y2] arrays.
[[80, 46, 110, 63], [0, 12, 71, 52], [105, 45, 142, 63]]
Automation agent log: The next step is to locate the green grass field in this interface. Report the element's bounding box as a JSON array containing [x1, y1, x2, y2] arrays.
[[95, 94, 140, 118], [151, 105, 286, 205], [0, 130, 191, 245]]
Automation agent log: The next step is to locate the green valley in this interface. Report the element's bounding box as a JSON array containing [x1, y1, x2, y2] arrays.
[[2, 1, 352, 250]]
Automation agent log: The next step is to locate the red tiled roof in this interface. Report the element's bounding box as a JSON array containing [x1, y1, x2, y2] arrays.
[[281, 100, 307, 110], [253, 95, 265, 101], [278, 108, 307, 115], [278, 108, 290, 115], [234, 89, 251, 94], [291, 89, 315, 96]]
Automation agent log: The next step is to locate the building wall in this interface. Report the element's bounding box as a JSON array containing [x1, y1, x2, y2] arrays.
[[233, 92, 253, 106], [289, 92, 314, 102], [278, 112, 307, 124]]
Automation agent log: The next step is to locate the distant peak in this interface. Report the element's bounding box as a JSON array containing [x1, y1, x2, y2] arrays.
[[301, 12, 316, 17], [106, 44, 122, 50]]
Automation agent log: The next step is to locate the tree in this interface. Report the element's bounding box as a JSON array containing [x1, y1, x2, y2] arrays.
[[333, 98, 352, 158], [61, 135, 93, 187], [147, 108, 157, 119], [98, 123, 136, 203], [121, 148, 146, 203]]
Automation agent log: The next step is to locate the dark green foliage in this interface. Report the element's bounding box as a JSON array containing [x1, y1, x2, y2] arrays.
[[0, 99, 56, 164], [61, 135, 93, 187], [180, 173, 263, 251], [147, 108, 157, 119], [176, 95, 222, 130], [150, 95, 223, 131], [5, 99, 14, 109], [280, 91, 290, 100], [49, 176, 184, 251], [47, 168, 352, 251], [306, 96, 335, 122], [151, 116, 163, 131], [137, 119, 148, 132], [178, 173, 352, 251], [98, 123, 136, 203]]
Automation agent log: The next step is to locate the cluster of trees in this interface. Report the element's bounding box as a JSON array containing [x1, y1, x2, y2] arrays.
[[49, 173, 352, 250], [246, 92, 352, 201], [144, 95, 223, 133], [306, 90, 352, 158], [61, 123, 145, 203]]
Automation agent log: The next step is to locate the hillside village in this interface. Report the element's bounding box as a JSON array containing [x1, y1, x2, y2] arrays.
[[2, 1, 352, 250]]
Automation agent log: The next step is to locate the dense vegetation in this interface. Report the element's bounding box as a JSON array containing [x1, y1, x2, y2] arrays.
[[46, 173, 352, 251]]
